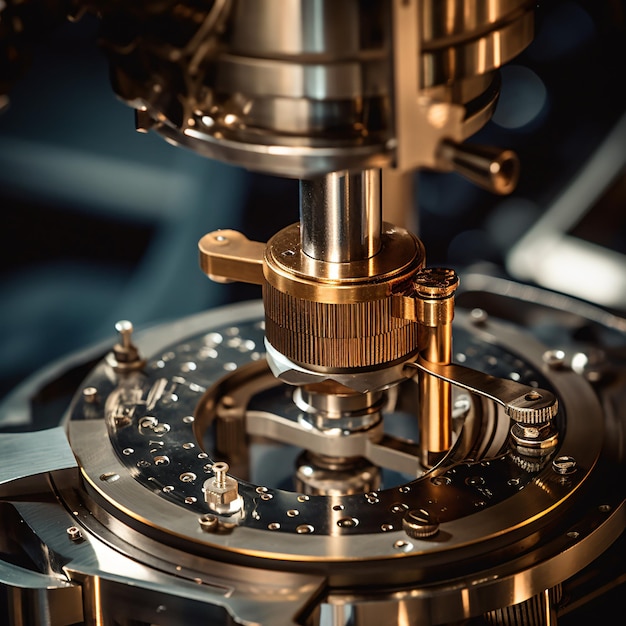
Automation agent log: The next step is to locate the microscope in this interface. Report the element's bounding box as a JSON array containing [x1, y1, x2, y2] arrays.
[[0, 1, 624, 625]]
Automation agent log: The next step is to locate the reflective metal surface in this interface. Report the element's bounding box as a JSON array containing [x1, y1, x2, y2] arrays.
[[0, 1, 624, 625], [1, 300, 624, 624], [74, 0, 534, 178]]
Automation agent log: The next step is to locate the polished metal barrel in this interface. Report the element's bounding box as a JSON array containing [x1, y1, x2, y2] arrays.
[[98, 0, 535, 177]]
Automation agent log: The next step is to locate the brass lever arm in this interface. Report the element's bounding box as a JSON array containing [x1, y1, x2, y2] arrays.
[[198, 230, 266, 285]]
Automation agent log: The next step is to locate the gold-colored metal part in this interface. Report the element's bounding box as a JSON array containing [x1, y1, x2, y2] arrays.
[[408, 268, 460, 467], [263, 223, 424, 303], [391, 0, 464, 172], [198, 230, 265, 285], [436, 140, 520, 195], [263, 286, 421, 370], [390, 0, 531, 174], [263, 223, 425, 371], [199, 224, 427, 372], [420, 2, 535, 87]]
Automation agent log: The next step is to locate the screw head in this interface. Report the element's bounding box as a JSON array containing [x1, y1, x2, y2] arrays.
[[402, 509, 439, 538], [414, 268, 459, 298], [470, 308, 488, 325], [108, 319, 146, 371]]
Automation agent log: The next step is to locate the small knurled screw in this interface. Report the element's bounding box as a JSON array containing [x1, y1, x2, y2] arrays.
[[402, 509, 439, 538]]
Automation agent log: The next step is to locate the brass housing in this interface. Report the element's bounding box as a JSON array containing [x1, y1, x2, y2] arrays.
[[199, 223, 427, 372], [263, 223, 426, 371]]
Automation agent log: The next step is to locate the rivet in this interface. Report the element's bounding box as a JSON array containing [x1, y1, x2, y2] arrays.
[[470, 308, 488, 325]]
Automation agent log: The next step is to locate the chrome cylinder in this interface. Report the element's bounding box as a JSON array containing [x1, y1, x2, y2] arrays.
[[300, 169, 382, 263]]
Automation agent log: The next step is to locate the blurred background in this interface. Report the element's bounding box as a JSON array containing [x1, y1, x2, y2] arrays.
[[0, 0, 625, 404]]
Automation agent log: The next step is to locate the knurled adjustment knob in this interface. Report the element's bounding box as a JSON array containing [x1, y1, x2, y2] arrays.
[[506, 389, 559, 425]]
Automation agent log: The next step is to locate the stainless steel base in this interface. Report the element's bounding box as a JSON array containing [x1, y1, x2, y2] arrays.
[[1, 299, 624, 626]]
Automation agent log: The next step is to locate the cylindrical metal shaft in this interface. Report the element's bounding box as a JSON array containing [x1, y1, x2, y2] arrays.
[[299, 169, 382, 263], [414, 268, 459, 468], [419, 324, 453, 466]]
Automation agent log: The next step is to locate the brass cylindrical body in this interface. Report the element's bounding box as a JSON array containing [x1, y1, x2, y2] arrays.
[[262, 223, 426, 372], [414, 268, 459, 467]]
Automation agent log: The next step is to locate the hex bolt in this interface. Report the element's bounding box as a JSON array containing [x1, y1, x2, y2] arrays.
[[203, 462, 242, 514], [67, 526, 83, 542], [518, 425, 539, 438], [402, 509, 439, 538], [511, 421, 558, 454]]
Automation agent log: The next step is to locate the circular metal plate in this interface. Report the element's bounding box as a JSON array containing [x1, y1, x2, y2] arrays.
[[66, 301, 605, 567]]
